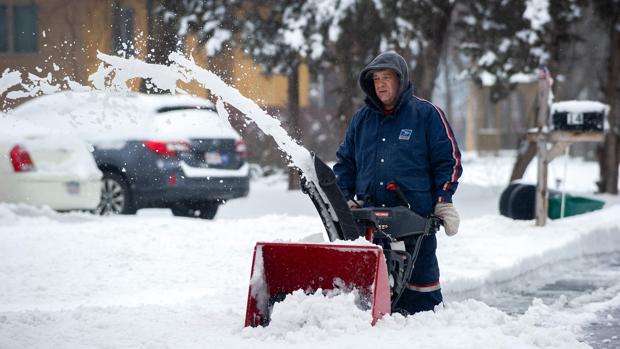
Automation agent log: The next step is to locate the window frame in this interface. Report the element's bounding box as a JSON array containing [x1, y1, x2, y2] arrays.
[[12, 3, 38, 53], [0, 4, 8, 52], [0, 3, 39, 55]]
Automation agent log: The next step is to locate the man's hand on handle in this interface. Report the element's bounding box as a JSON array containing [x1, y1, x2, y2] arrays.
[[434, 203, 460, 236], [347, 200, 364, 208]]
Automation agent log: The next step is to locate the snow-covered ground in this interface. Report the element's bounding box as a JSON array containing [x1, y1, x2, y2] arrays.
[[1, 154, 619, 349], [2, 52, 620, 348]]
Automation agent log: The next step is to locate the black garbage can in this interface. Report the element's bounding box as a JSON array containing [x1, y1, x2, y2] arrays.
[[499, 182, 522, 217], [508, 183, 536, 220], [499, 183, 604, 220]]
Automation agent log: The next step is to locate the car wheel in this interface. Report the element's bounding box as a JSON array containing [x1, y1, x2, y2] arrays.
[[96, 172, 136, 215], [171, 201, 219, 220]]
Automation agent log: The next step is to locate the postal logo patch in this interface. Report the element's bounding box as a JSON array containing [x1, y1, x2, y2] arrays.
[[398, 129, 412, 140]]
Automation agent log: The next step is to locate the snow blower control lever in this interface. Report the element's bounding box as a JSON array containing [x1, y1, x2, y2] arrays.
[[386, 180, 410, 209], [244, 153, 442, 327]]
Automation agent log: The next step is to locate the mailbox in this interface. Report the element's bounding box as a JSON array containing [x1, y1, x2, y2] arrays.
[[550, 100, 608, 132]]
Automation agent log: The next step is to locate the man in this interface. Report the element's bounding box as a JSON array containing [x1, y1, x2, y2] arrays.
[[333, 51, 462, 315]]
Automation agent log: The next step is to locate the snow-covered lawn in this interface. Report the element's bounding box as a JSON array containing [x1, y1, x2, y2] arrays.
[[1, 155, 620, 349]]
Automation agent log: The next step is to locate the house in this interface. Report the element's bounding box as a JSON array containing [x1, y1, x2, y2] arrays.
[[0, 0, 309, 110]]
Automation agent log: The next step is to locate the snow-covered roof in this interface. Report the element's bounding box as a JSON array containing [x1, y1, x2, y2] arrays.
[[550, 100, 610, 115]]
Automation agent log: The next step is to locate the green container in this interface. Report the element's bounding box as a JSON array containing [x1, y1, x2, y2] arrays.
[[548, 192, 605, 219]]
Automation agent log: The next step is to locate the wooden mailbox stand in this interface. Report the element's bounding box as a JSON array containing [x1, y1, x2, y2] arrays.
[[527, 130, 604, 226]]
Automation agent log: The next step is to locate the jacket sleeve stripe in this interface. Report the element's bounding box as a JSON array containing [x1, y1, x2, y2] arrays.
[[426, 100, 460, 191]]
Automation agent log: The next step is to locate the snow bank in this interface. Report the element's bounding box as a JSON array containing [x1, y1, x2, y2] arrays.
[[440, 206, 620, 294], [242, 288, 591, 348], [459, 151, 604, 193]]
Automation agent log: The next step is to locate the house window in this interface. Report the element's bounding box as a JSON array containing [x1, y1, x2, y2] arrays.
[[112, 6, 135, 57], [0, 5, 8, 52], [13, 4, 37, 53]]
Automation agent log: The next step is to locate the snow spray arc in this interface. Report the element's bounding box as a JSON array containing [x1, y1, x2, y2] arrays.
[[91, 52, 339, 238], [92, 52, 315, 177]]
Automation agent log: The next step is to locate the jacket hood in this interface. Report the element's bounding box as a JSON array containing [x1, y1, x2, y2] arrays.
[[359, 51, 412, 111]]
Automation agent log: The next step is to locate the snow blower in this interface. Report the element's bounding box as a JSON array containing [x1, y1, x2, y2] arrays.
[[244, 154, 441, 327]]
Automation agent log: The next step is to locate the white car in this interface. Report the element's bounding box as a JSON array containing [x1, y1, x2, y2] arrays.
[[0, 117, 102, 211]]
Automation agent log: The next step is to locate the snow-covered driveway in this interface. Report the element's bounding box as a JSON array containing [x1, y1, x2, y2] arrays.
[[2, 176, 620, 348]]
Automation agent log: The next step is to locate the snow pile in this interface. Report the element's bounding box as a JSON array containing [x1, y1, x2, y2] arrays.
[[0, 203, 94, 227], [440, 206, 620, 294], [243, 284, 593, 347], [243, 289, 373, 341], [243, 292, 592, 348], [0, 203, 58, 226]]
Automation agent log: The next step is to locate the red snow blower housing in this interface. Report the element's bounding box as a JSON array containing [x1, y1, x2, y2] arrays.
[[244, 154, 441, 327]]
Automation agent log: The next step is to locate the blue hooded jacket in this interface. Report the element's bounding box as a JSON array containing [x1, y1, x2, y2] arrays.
[[333, 51, 462, 286], [334, 51, 462, 215]]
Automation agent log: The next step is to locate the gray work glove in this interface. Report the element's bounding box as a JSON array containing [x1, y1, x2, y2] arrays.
[[434, 202, 460, 236], [347, 200, 364, 208]]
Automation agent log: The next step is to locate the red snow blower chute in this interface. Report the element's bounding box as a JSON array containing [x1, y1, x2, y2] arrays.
[[244, 154, 441, 327]]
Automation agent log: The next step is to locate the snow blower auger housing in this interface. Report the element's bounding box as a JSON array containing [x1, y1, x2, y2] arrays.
[[244, 153, 441, 327]]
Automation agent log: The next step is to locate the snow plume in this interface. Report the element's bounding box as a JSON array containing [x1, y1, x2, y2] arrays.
[[93, 52, 315, 181], [215, 97, 234, 130], [1, 69, 89, 110], [0, 69, 22, 95], [169, 53, 314, 177], [7, 72, 61, 99], [91, 53, 184, 93], [4, 52, 325, 225]]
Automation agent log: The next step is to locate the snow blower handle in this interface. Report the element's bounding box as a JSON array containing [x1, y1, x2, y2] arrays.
[[386, 180, 444, 232], [429, 214, 443, 232]]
